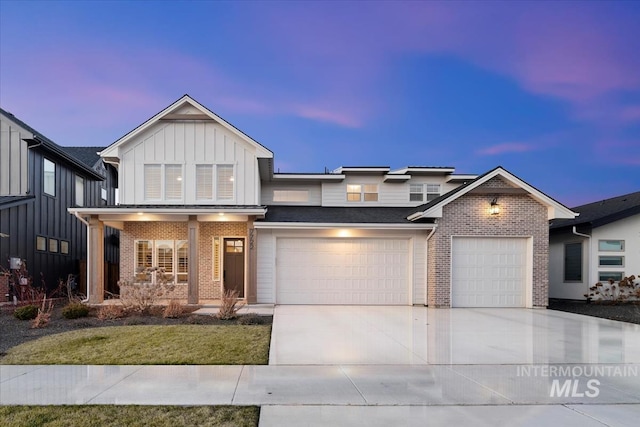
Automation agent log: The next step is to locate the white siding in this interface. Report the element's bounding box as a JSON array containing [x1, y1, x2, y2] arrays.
[[549, 234, 589, 300], [591, 215, 640, 286], [119, 121, 261, 205], [320, 175, 456, 207], [257, 229, 275, 303], [0, 115, 29, 196], [261, 182, 322, 205]]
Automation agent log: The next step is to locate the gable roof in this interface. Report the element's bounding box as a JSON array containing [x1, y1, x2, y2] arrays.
[[0, 108, 104, 180], [408, 166, 577, 221], [550, 190, 640, 231], [99, 94, 273, 161]]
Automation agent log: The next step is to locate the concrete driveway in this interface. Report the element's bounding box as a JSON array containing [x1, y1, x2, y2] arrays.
[[269, 305, 640, 365]]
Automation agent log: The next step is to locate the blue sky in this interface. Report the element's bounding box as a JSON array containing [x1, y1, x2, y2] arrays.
[[1, 0, 639, 206]]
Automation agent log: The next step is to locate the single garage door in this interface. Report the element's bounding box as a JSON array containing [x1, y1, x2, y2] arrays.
[[276, 238, 410, 305], [452, 237, 528, 307]]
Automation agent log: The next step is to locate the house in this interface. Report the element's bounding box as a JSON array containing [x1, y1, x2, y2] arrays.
[[68, 95, 576, 307], [549, 191, 640, 300], [0, 108, 117, 298]]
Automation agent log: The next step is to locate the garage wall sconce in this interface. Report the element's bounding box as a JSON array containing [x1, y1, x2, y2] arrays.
[[489, 197, 500, 215]]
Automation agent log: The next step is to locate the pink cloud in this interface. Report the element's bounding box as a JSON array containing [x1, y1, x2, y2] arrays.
[[477, 142, 535, 156], [291, 104, 361, 128]]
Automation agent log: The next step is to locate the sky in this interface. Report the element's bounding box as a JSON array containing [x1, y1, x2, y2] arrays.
[[1, 1, 639, 207]]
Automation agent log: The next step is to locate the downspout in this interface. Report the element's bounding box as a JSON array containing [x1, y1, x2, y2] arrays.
[[73, 211, 91, 303], [572, 226, 591, 291]]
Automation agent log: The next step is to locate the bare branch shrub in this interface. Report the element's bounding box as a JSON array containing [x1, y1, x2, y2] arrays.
[[31, 297, 54, 329], [97, 304, 126, 321], [163, 299, 184, 318], [119, 267, 175, 314], [216, 289, 245, 320], [585, 274, 640, 303]]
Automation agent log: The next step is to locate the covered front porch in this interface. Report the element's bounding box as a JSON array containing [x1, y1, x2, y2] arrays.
[[68, 206, 265, 304]]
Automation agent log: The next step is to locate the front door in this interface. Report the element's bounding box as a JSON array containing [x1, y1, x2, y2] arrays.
[[223, 238, 245, 298]]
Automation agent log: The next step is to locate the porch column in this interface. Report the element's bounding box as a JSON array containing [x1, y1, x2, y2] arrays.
[[246, 220, 257, 303], [187, 216, 199, 304], [87, 216, 104, 304]]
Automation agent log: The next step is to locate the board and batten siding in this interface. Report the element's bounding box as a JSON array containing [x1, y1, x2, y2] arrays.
[[260, 182, 322, 206], [119, 120, 261, 205], [0, 115, 30, 196]]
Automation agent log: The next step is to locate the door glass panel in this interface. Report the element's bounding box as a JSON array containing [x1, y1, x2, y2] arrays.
[[226, 240, 243, 253]]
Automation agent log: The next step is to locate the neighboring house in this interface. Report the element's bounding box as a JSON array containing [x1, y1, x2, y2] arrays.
[[0, 108, 109, 295], [69, 95, 576, 307], [549, 191, 640, 300]]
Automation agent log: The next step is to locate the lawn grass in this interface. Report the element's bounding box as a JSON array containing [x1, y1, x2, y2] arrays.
[[0, 405, 259, 427], [0, 325, 270, 365]]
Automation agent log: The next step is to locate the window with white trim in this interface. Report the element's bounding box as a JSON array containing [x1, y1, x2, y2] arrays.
[[599, 272, 624, 282], [410, 184, 423, 202], [43, 158, 56, 196], [134, 240, 188, 284], [364, 184, 378, 201], [599, 256, 624, 267], [75, 175, 84, 206], [144, 165, 161, 200], [347, 184, 361, 201], [347, 184, 378, 202], [598, 240, 624, 251], [196, 165, 213, 200], [164, 165, 183, 200], [217, 165, 234, 200], [426, 184, 441, 201]]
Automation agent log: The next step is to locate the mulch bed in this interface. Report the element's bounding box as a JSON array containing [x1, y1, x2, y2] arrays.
[[0, 302, 271, 356], [548, 299, 640, 325]]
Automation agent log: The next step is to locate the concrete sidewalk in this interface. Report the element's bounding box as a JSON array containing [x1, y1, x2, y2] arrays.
[[2, 364, 640, 426]]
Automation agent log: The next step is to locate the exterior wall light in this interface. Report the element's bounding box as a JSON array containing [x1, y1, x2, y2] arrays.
[[489, 197, 500, 215]]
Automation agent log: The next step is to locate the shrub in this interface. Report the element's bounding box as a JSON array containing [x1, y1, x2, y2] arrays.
[[238, 313, 266, 325], [216, 289, 245, 320], [14, 305, 38, 320], [119, 267, 175, 314], [163, 299, 183, 318], [97, 304, 126, 321], [62, 302, 89, 319]]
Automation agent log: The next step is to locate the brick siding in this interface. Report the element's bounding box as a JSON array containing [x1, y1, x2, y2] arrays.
[[120, 221, 247, 302], [427, 176, 549, 307]]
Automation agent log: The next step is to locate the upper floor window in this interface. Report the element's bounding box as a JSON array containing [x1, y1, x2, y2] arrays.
[[217, 165, 234, 200], [75, 175, 84, 206], [410, 184, 423, 202], [426, 184, 441, 201], [164, 165, 183, 200], [195, 164, 235, 201], [43, 158, 56, 196], [273, 190, 309, 203], [598, 240, 624, 251], [347, 184, 378, 202], [144, 164, 183, 201]]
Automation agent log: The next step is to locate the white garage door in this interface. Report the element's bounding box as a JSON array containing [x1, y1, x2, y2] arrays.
[[452, 237, 528, 307], [276, 238, 410, 305]]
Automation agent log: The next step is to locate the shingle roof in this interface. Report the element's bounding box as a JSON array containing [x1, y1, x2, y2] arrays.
[[260, 206, 423, 224], [550, 191, 640, 230], [59, 147, 104, 169]]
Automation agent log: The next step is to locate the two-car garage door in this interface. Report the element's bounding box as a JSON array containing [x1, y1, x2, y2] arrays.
[[276, 238, 410, 305]]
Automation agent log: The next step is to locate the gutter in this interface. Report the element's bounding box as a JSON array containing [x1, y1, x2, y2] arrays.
[[73, 211, 91, 303], [572, 226, 591, 289], [424, 224, 438, 306]]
